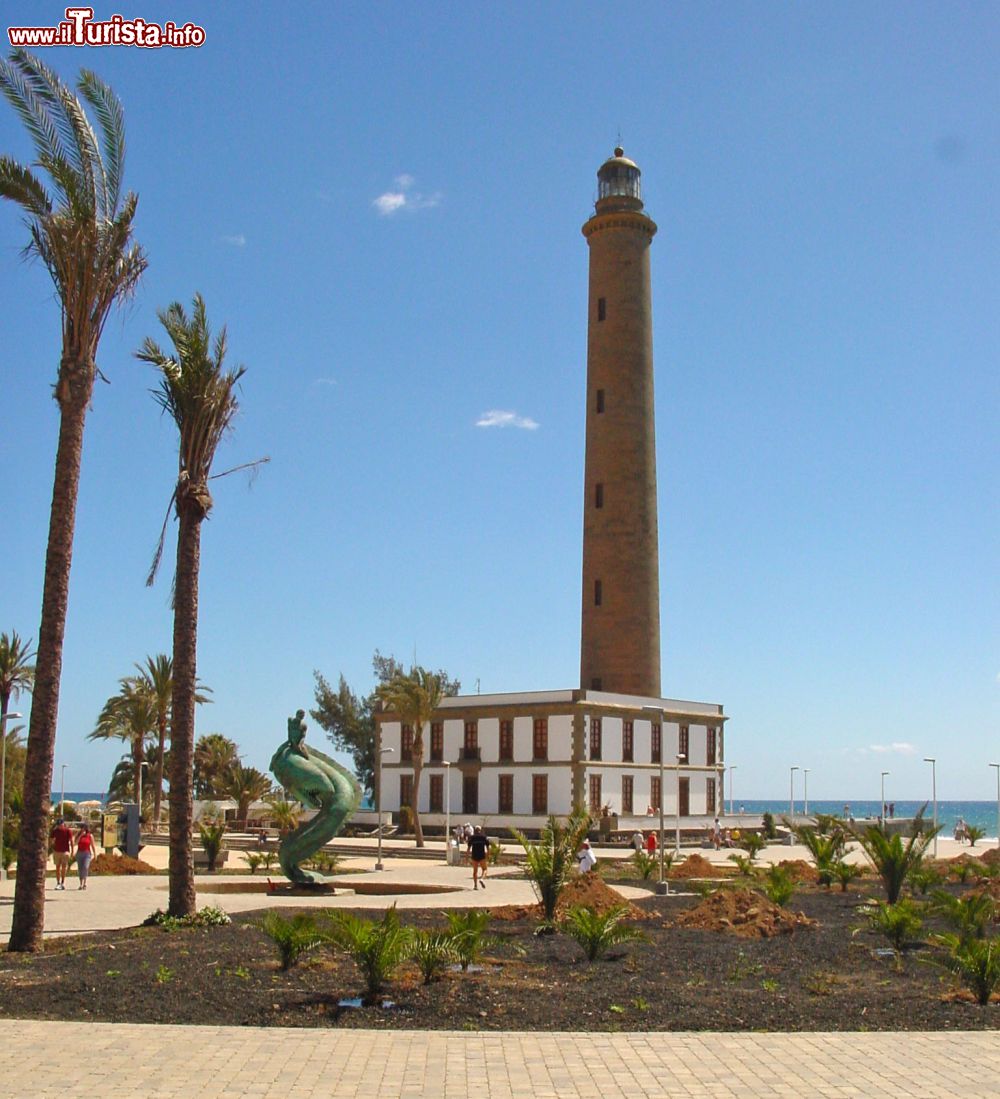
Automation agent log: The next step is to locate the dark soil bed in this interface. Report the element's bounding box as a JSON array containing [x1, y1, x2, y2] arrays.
[[0, 887, 996, 1032]]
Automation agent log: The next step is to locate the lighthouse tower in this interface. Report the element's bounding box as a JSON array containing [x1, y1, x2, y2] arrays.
[[580, 148, 661, 697]]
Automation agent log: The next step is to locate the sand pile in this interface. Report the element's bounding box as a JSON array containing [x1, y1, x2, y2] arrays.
[[91, 853, 158, 875], [674, 888, 816, 938], [491, 871, 646, 922], [775, 859, 820, 883], [669, 853, 727, 879]]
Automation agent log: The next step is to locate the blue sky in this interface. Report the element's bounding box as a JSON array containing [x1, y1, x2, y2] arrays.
[[1, 3, 996, 802]]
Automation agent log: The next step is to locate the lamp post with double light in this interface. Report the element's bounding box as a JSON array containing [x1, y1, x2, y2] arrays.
[[59, 763, 67, 818], [789, 766, 798, 820], [803, 768, 810, 817], [880, 770, 890, 825], [728, 765, 737, 817], [444, 760, 452, 863], [675, 754, 684, 856], [375, 743, 394, 872], [924, 757, 937, 858], [0, 712, 23, 881], [990, 763, 1000, 852]]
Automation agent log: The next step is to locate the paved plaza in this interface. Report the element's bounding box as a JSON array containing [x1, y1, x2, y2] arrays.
[[0, 1021, 997, 1098], [1, 836, 996, 1097]]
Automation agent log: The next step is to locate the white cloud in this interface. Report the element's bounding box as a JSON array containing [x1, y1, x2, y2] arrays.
[[476, 409, 540, 430], [372, 173, 441, 216], [220, 233, 246, 247], [868, 742, 918, 756], [312, 377, 337, 387]]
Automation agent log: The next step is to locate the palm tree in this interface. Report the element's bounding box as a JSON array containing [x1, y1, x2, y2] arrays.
[[375, 667, 444, 847], [0, 631, 35, 858], [1, 52, 147, 952], [88, 679, 157, 806], [851, 809, 938, 905], [137, 294, 248, 917], [193, 733, 240, 798], [133, 654, 211, 825], [220, 764, 273, 828]]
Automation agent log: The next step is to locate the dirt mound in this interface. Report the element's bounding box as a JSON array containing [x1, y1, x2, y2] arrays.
[[978, 848, 1000, 868], [490, 871, 647, 922], [91, 853, 158, 875], [946, 854, 987, 879], [776, 859, 820, 883], [669, 853, 727, 879], [674, 888, 816, 938]]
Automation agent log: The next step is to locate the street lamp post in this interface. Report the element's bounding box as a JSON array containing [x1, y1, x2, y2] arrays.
[[60, 764, 67, 818], [789, 766, 798, 820], [642, 707, 668, 895], [880, 771, 890, 825], [444, 760, 452, 863], [375, 744, 395, 872], [923, 757, 937, 858], [990, 763, 1000, 852], [803, 769, 810, 817], [728, 765, 737, 817], [0, 712, 23, 882], [137, 760, 149, 815], [675, 754, 684, 856]]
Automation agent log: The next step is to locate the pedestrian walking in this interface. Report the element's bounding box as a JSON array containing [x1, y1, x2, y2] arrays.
[[75, 823, 96, 889]]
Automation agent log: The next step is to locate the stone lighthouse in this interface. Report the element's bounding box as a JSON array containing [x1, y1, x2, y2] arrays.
[[580, 147, 661, 697]]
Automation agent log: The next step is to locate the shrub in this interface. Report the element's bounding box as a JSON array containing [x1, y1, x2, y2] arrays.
[[951, 859, 983, 885], [727, 854, 758, 878], [325, 905, 411, 1002], [859, 898, 923, 961], [908, 865, 944, 896], [444, 908, 494, 971], [631, 849, 657, 880], [197, 817, 227, 872], [245, 852, 264, 874], [143, 905, 232, 931], [740, 833, 766, 861], [851, 811, 937, 904], [306, 850, 341, 874], [488, 841, 503, 866], [561, 904, 645, 962], [261, 911, 324, 970], [930, 934, 1000, 1005], [513, 810, 591, 924], [931, 890, 995, 945], [965, 825, 987, 848], [790, 822, 846, 888], [761, 812, 777, 840], [410, 930, 458, 984], [762, 865, 795, 907]]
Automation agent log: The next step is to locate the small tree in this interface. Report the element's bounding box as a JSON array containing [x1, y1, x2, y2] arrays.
[[410, 930, 458, 984], [444, 909, 494, 971], [965, 825, 987, 848], [197, 806, 226, 872], [561, 904, 645, 962], [325, 906, 411, 1003], [740, 832, 766, 861], [931, 935, 1000, 1005], [851, 811, 937, 904], [859, 898, 923, 966], [513, 810, 591, 925], [832, 860, 864, 893], [931, 890, 995, 946], [788, 819, 846, 889], [763, 864, 796, 907]]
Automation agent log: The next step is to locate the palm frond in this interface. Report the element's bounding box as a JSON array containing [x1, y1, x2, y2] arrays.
[[77, 68, 125, 213], [0, 156, 52, 218]]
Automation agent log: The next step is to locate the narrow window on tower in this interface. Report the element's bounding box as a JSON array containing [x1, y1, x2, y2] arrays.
[[595, 483, 604, 509], [595, 388, 605, 414], [594, 579, 602, 606], [597, 297, 606, 321]]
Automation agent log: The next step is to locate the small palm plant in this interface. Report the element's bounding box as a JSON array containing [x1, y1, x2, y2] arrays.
[[851, 811, 937, 904], [325, 906, 411, 1003], [964, 825, 987, 848], [789, 821, 846, 888], [261, 912, 324, 971], [908, 864, 944, 896], [631, 849, 657, 880], [859, 898, 923, 967], [930, 934, 1000, 1005], [763, 864, 796, 907], [727, 853, 758, 879], [740, 832, 766, 861], [513, 810, 591, 925], [410, 930, 458, 984], [561, 904, 645, 962], [832, 860, 864, 893], [931, 890, 995, 945], [197, 813, 226, 872], [444, 909, 494, 971]]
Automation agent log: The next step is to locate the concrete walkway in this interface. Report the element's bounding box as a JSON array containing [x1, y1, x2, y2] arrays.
[[0, 1021, 997, 1098]]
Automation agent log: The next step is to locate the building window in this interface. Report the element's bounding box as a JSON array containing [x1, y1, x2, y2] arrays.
[[622, 775, 634, 815], [596, 388, 605, 413], [429, 773, 443, 813], [462, 774, 478, 815], [651, 722, 661, 764], [719, 727, 724, 762], [498, 774, 513, 814], [678, 776, 690, 817], [595, 483, 604, 509], [622, 720, 634, 763], [462, 721, 479, 761], [430, 722, 443, 762], [706, 777, 716, 815], [532, 718, 548, 761], [532, 774, 548, 815], [706, 727, 716, 767], [650, 775, 661, 812], [597, 296, 606, 321], [401, 724, 413, 763], [594, 579, 602, 606], [589, 774, 602, 813], [589, 717, 602, 760], [679, 725, 689, 762], [400, 773, 413, 810], [499, 720, 513, 761]]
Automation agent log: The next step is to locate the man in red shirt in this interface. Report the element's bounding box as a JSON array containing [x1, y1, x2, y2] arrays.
[[51, 818, 74, 890]]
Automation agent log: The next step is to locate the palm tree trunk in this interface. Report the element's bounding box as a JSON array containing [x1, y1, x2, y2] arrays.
[[9, 376, 91, 952], [168, 505, 202, 918], [411, 756, 425, 847], [133, 738, 144, 809], [153, 714, 166, 825]]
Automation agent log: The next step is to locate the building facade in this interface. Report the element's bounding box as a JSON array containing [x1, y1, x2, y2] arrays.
[[378, 690, 726, 830]]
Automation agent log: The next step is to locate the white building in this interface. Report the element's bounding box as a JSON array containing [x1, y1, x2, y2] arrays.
[[377, 689, 726, 832]]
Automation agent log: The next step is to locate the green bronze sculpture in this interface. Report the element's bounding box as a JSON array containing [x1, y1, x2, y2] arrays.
[[270, 709, 361, 885]]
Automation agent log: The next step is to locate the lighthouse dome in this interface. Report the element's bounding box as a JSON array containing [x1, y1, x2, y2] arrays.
[[596, 146, 642, 205]]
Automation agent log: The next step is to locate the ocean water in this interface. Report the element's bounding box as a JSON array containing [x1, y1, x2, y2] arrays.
[[727, 799, 999, 841]]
